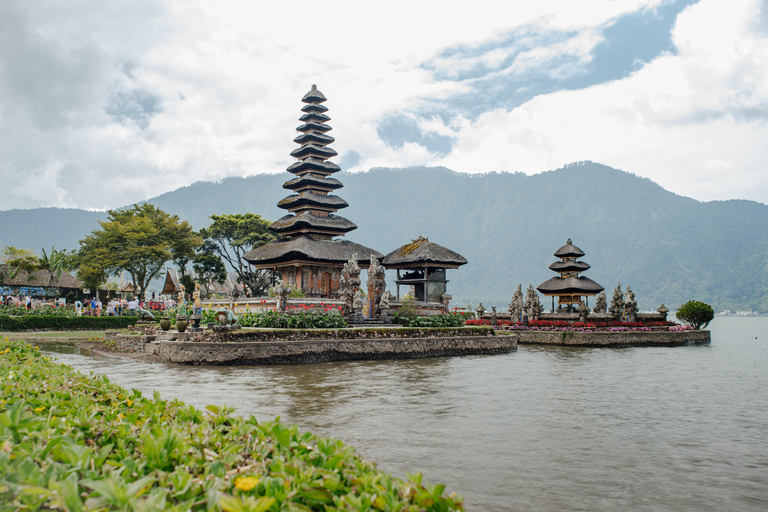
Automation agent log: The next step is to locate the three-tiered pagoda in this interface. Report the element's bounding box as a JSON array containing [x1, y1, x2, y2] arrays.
[[536, 239, 603, 312], [243, 85, 382, 297]]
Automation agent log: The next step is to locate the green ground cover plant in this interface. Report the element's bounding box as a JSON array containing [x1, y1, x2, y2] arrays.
[[0, 339, 464, 511]]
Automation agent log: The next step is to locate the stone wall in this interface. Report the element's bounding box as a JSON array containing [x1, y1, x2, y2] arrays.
[[112, 334, 157, 352], [514, 329, 710, 347], [156, 335, 516, 365]]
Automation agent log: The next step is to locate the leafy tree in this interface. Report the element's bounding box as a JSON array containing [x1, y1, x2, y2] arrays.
[[78, 204, 202, 301], [192, 246, 228, 297], [199, 213, 275, 296], [0, 246, 41, 284], [676, 300, 715, 329], [39, 247, 66, 288], [179, 274, 196, 301]]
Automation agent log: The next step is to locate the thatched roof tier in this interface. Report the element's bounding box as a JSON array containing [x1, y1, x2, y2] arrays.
[[301, 103, 328, 114], [382, 237, 468, 270], [296, 121, 332, 133], [302, 85, 327, 104], [283, 175, 343, 192], [537, 276, 604, 296], [548, 260, 591, 273], [293, 132, 335, 146], [286, 157, 340, 175], [554, 239, 585, 258], [244, 236, 383, 268], [277, 192, 349, 211], [299, 112, 330, 124], [290, 144, 338, 160], [269, 211, 356, 235], [0, 266, 83, 289]]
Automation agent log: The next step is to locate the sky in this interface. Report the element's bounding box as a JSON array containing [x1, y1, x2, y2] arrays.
[[0, 0, 767, 211]]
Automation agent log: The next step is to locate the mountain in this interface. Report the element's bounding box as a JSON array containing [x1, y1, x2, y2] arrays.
[[2, 162, 767, 312]]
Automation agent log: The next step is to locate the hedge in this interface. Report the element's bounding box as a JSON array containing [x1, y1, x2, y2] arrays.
[[0, 315, 137, 332], [0, 340, 464, 511]]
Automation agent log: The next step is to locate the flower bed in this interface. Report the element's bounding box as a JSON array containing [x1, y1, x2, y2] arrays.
[[0, 304, 78, 317], [0, 339, 464, 511]]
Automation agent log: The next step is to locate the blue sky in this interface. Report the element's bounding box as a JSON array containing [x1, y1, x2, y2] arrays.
[[0, 0, 766, 210]]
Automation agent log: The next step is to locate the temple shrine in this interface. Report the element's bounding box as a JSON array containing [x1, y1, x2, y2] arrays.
[[382, 237, 467, 302], [243, 85, 382, 297], [536, 238, 603, 312]]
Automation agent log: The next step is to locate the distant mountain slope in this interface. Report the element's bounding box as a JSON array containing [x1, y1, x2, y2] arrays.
[[1, 162, 766, 312]]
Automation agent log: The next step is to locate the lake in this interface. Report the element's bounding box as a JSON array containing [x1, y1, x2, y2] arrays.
[[41, 316, 768, 511]]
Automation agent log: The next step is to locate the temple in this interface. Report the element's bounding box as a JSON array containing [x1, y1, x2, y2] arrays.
[[382, 237, 467, 302], [536, 238, 603, 312], [243, 85, 382, 297]]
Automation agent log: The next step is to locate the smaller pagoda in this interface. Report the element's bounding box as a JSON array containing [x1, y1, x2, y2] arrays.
[[382, 237, 467, 302], [537, 239, 603, 312]]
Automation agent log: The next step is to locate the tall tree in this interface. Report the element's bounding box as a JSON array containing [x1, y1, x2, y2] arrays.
[[78, 204, 201, 301], [199, 213, 275, 296], [192, 244, 228, 297], [39, 246, 65, 288]]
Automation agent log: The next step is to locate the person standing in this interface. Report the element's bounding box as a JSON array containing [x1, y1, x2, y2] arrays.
[[74, 299, 82, 316], [25, 295, 31, 311], [106, 299, 116, 316], [95, 298, 103, 317]]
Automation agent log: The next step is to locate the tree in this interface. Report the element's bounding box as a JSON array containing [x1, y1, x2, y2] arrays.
[[0, 246, 41, 284], [192, 246, 228, 297], [676, 300, 714, 329], [199, 213, 275, 296], [78, 204, 202, 301], [39, 246, 65, 288]]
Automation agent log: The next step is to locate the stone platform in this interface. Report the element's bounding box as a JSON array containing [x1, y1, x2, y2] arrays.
[[513, 329, 710, 347]]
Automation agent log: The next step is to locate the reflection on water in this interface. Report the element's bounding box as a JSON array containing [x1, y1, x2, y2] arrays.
[[41, 318, 768, 511]]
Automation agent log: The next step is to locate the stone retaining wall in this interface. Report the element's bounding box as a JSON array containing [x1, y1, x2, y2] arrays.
[[156, 335, 516, 365], [514, 329, 710, 347], [112, 334, 157, 352]]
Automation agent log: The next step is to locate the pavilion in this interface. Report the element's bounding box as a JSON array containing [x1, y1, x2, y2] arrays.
[[243, 85, 382, 297], [382, 237, 467, 302], [536, 238, 604, 312]]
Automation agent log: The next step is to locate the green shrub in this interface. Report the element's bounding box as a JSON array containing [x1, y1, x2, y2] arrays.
[[393, 311, 466, 328], [0, 340, 464, 511], [0, 315, 135, 331], [675, 300, 715, 329]]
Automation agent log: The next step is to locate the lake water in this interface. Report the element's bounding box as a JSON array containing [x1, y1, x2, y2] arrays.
[[40, 316, 768, 511]]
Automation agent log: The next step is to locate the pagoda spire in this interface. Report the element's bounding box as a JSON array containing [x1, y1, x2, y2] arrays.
[[270, 85, 357, 240]]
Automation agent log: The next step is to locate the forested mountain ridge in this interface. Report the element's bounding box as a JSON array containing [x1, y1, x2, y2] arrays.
[[2, 162, 766, 312]]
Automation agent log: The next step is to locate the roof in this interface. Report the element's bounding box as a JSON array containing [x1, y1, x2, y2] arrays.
[[381, 237, 468, 269], [293, 132, 335, 146], [161, 268, 180, 294], [289, 143, 338, 160], [301, 103, 328, 114], [299, 112, 330, 124], [286, 157, 340, 175], [243, 235, 383, 267], [302, 84, 327, 104], [277, 192, 349, 211], [536, 276, 604, 295], [554, 238, 585, 258], [0, 265, 83, 289], [269, 211, 357, 235], [548, 260, 591, 273], [118, 282, 136, 293], [283, 175, 343, 191], [296, 121, 332, 133]]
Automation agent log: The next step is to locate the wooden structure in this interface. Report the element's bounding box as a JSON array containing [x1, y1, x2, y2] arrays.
[[536, 238, 603, 311], [382, 237, 467, 302], [244, 85, 382, 297]]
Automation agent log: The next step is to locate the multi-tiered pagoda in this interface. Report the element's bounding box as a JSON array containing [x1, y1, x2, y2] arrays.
[[537, 239, 604, 312], [243, 85, 382, 297]]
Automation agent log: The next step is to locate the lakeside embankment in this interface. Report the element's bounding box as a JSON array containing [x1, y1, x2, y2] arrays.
[[0, 339, 464, 510]]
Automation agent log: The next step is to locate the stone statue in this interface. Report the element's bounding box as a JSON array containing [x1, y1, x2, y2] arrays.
[[215, 307, 238, 326], [339, 254, 362, 315], [274, 284, 288, 312], [352, 289, 364, 313], [440, 292, 452, 314], [578, 301, 590, 323], [593, 291, 607, 314], [177, 284, 187, 317], [508, 285, 523, 323], [624, 285, 638, 322], [136, 307, 155, 322], [193, 283, 202, 316], [475, 303, 486, 320], [490, 306, 497, 326], [524, 284, 544, 320], [609, 283, 624, 319], [367, 255, 387, 316], [657, 303, 669, 321], [379, 290, 393, 322]]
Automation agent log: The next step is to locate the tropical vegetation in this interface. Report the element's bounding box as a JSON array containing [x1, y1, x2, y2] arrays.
[[675, 300, 715, 330]]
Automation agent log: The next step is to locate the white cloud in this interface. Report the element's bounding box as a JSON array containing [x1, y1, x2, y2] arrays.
[[1, 0, 766, 211]]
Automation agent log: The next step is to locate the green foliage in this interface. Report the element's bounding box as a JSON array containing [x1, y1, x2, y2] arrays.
[[393, 312, 466, 328], [78, 204, 202, 301], [397, 295, 417, 319], [237, 308, 347, 329], [0, 315, 135, 331], [179, 274, 196, 299], [0, 340, 464, 511], [193, 248, 227, 296], [199, 214, 275, 296], [675, 300, 715, 329]]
